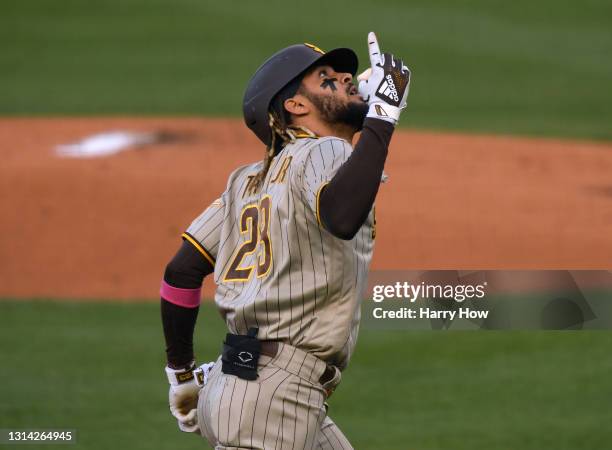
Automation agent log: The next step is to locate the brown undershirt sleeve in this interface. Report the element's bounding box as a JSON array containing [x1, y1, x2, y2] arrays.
[[318, 118, 394, 240], [161, 240, 214, 369]]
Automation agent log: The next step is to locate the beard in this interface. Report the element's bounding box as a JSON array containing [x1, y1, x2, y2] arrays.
[[302, 90, 368, 132]]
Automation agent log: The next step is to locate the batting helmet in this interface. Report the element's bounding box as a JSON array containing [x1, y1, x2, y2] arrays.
[[243, 43, 359, 146]]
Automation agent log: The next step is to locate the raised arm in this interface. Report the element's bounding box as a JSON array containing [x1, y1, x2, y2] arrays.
[[319, 32, 411, 240]]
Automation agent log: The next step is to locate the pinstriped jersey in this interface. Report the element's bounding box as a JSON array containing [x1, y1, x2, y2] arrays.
[[184, 136, 376, 370]]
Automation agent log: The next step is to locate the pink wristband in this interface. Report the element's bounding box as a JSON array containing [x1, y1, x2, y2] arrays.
[[160, 280, 201, 308]]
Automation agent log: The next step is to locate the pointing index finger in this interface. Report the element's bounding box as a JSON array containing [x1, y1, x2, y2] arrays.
[[367, 31, 382, 67]]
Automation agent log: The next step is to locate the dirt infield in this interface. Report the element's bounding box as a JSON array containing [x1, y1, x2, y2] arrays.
[[1, 118, 611, 300]]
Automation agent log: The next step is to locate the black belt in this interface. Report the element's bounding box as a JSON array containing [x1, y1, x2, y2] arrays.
[[260, 341, 335, 385]]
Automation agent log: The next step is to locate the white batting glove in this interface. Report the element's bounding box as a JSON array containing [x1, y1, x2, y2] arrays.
[[165, 361, 214, 433], [193, 361, 215, 387], [357, 32, 411, 124]]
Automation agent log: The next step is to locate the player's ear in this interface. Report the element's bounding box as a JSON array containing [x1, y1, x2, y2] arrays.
[[284, 95, 310, 117]]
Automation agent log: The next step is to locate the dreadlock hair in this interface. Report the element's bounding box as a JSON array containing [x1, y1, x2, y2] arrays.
[[247, 74, 316, 195]]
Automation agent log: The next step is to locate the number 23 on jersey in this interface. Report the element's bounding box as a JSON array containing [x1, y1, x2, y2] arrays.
[[223, 196, 272, 282]]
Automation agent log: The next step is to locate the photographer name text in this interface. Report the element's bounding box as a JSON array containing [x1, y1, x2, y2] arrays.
[[372, 307, 489, 320]]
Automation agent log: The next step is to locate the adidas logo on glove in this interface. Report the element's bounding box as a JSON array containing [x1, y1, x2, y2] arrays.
[[377, 74, 399, 102]]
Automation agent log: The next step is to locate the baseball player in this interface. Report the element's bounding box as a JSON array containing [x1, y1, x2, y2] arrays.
[[160, 32, 410, 449]]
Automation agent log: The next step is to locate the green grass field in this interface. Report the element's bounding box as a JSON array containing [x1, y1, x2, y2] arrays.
[[1, 299, 611, 449], [1, 0, 611, 139]]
